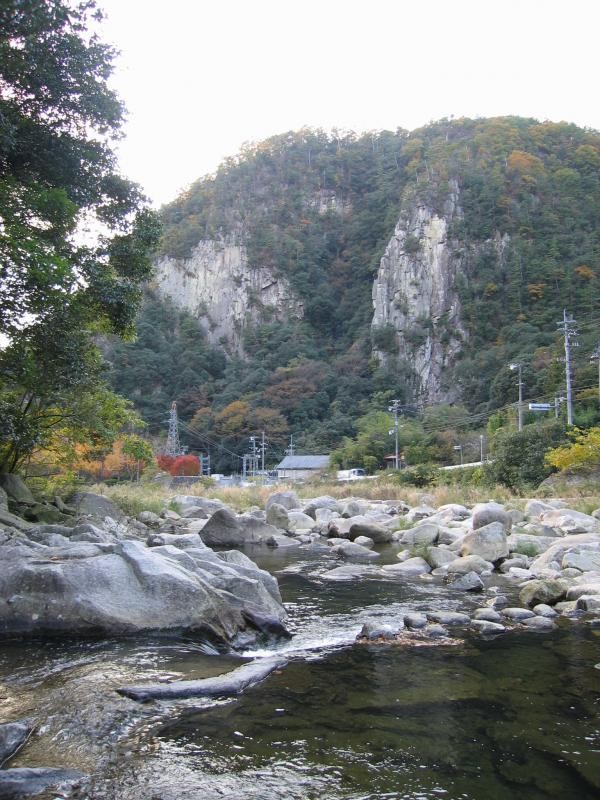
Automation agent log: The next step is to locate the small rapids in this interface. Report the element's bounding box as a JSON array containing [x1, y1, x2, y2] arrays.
[[1, 545, 599, 800]]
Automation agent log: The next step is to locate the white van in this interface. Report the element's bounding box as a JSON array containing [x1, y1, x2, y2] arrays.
[[337, 468, 366, 481]]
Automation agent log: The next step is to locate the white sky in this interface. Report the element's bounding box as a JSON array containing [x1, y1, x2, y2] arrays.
[[99, 0, 598, 208]]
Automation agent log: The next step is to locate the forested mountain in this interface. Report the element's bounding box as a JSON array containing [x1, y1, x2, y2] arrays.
[[107, 117, 600, 471]]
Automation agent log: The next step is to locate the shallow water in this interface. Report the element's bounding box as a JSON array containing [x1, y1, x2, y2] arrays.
[[1, 544, 599, 799]]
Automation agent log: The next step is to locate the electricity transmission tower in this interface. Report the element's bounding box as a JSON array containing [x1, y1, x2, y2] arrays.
[[165, 401, 183, 456], [388, 399, 401, 469]]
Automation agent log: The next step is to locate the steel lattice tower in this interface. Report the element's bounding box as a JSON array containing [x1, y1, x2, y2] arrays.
[[165, 401, 182, 456]]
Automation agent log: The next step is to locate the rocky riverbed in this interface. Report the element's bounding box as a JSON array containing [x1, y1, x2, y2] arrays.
[[0, 478, 599, 798]]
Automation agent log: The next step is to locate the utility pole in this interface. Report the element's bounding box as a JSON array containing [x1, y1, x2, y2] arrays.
[[479, 434, 484, 463], [509, 363, 524, 431], [388, 399, 401, 469], [285, 434, 295, 457], [165, 401, 182, 456], [557, 309, 577, 425], [590, 341, 600, 408]]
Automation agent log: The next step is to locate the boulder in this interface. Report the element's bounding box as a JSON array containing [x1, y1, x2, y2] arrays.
[[501, 607, 536, 621], [200, 509, 282, 547], [0, 474, 36, 505], [473, 608, 501, 622], [381, 557, 431, 575], [0, 508, 34, 532], [426, 547, 456, 569], [404, 612, 428, 629], [180, 505, 210, 519], [265, 491, 301, 511], [354, 535, 374, 548], [327, 516, 367, 539], [565, 581, 600, 600], [423, 624, 448, 638], [0, 768, 82, 797], [507, 533, 558, 556], [0, 718, 34, 766], [524, 499, 558, 519], [433, 503, 470, 522], [359, 619, 403, 640], [576, 595, 600, 613], [314, 507, 339, 525], [265, 503, 290, 530], [147, 532, 206, 549], [320, 565, 375, 581], [349, 520, 392, 544], [0, 485, 7, 511], [561, 549, 600, 572], [137, 510, 162, 527], [330, 542, 380, 561], [446, 555, 494, 575], [530, 533, 600, 572], [303, 496, 343, 519], [519, 578, 568, 607], [459, 521, 508, 562], [471, 502, 511, 531], [448, 571, 484, 592], [0, 538, 286, 641], [170, 495, 226, 515], [428, 611, 470, 626], [539, 508, 600, 534], [532, 604, 558, 618], [522, 616, 557, 632], [405, 505, 435, 522], [341, 500, 366, 518], [471, 620, 506, 634], [68, 492, 125, 521], [400, 522, 440, 547], [286, 510, 315, 531]]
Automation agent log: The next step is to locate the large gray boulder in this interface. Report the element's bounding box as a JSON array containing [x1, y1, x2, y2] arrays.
[[286, 510, 315, 531], [0, 538, 286, 642], [381, 557, 431, 575], [562, 548, 600, 572], [539, 508, 600, 534], [530, 533, 600, 572], [199, 508, 284, 547], [265, 491, 301, 511], [265, 502, 290, 530], [519, 578, 568, 607], [303, 496, 343, 519], [68, 492, 125, 521], [460, 522, 508, 562], [330, 541, 380, 561], [349, 520, 392, 544], [0, 485, 8, 511], [447, 555, 494, 575], [400, 522, 440, 548], [0, 718, 34, 766], [170, 495, 226, 516], [471, 502, 511, 531]]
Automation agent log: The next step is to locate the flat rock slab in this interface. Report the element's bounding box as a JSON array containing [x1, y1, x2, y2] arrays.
[[0, 767, 82, 798], [471, 619, 506, 634], [428, 611, 471, 626], [117, 656, 286, 702], [0, 719, 34, 767], [501, 607, 536, 621]]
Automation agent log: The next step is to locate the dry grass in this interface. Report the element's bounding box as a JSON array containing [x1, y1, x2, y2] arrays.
[[90, 475, 600, 517]]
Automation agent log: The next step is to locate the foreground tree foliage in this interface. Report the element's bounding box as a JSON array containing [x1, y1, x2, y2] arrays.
[[485, 420, 568, 491], [545, 427, 600, 472], [0, 0, 160, 473]]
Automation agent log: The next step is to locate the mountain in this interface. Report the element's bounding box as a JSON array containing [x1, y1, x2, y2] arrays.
[[108, 118, 600, 469]]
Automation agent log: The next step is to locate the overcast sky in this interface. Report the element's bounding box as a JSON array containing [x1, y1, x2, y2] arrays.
[[99, 0, 598, 208]]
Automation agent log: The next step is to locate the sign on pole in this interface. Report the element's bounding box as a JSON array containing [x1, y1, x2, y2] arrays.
[[528, 403, 553, 411]]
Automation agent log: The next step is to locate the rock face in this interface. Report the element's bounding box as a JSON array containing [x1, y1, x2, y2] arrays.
[[153, 237, 303, 352], [0, 538, 286, 642], [199, 509, 284, 547], [371, 186, 467, 402]]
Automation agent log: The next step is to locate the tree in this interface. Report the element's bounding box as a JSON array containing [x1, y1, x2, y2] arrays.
[[0, 1, 160, 472], [545, 427, 600, 472], [485, 421, 567, 490], [121, 435, 155, 481]]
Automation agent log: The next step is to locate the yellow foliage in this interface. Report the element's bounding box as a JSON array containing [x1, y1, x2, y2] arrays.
[[545, 427, 600, 471], [527, 283, 546, 300], [507, 150, 545, 176], [575, 265, 596, 281]]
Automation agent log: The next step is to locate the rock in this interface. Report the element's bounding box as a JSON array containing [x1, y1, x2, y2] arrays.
[[540, 508, 600, 534], [265, 502, 290, 530], [471, 619, 506, 634], [519, 578, 568, 607], [0, 767, 82, 797], [200, 509, 282, 547], [68, 492, 125, 521], [354, 535, 374, 548], [349, 520, 392, 544], [264, 534, 298, 548], [180, 505, 210, 519], [533, 603, 558, 618], [170, 495, 226, 515], [524, 499, 559, 519], [423, 623, 448, 638], [501, 607, 536, 621], [314, 507, 339, 525], [486, 594, 509, 609], [161, 509, 182, 521], [320, 565, 375, 581], [508, 533, 560, 558], [405, 505, 435, 522], [426, 547, 456, 569], [428, 611, 471, 626], [286, 510, 315, 531], [341, 500, 365, 518], [433, 503, 470, 522], [0, 718, 34, 766], [265, 491, 301, 511], [448, 571, 484, 592], [147, 532, 206, 549], [576, 595, 600, 613], [0, 538, 286, 641], [137, 510, 162, 527], [303, 496, 343, 519], [381, 557, 431, 575], [530, 533, 600, 572], [118, 656, 286, 702], [0, 474, 36, 505], [446, 555, 494, 575], [566, 581, 600, 600], [400, 522, 440, 547], [0, 485, 7, 511], [0, 508, 34, 532], [561, 549, 600, 572], [472, 502, 511, 531], [499, 555, 529, 573], [404, 612, 428, 629], [522, 616, 557, 632], [459, 522, 508, 562], [473, 608, 502, 622], [330, 542, 380, 561], [359, 619, 403, 640]]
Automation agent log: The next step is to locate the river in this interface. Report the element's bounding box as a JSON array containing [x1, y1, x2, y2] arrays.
[[1, 544, 599, 799]]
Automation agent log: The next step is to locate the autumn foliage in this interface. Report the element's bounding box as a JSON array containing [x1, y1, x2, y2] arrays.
[[157, 454, 200, 476]]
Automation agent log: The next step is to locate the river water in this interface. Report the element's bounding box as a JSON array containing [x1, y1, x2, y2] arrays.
[[1, 544, 599, 799]]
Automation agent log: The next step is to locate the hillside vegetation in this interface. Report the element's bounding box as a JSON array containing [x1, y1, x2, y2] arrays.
[[109, 118, 600, 471]]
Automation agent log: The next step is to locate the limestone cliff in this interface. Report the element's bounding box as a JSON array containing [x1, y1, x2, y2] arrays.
[[371, 185, 466, 403], [152, 237, 303, 352]]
